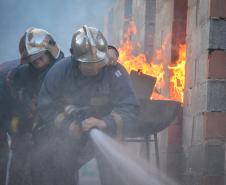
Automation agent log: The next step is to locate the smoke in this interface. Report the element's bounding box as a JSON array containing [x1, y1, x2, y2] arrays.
[[0, 0, 114, 62]]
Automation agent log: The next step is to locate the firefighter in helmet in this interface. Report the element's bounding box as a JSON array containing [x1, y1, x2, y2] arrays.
[[6, 27, 64, 185], [32, 25, 139, 185]]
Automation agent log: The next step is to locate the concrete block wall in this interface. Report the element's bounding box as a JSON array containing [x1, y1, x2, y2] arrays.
[[144, 0, 156, 62], [131, 0, 146, 54], [104, 0, 125, 47], [183, 0, 226, 184]]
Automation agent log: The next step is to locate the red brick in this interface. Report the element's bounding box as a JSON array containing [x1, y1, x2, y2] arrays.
[[209, 0, 226, 18], [202, 175, 224, 185], [168, 123, 182, 151], [208, 50, 226, 79], [204, 112, 226, 140]]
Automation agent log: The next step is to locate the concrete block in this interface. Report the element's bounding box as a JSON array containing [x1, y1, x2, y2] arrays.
[[187, 144, 205, 175], [185, 79, 226, 114], [185, 44, 196, 88], [196, 51, 209, 84], [132, 0, 146, 53], [209, 19, 226, 50], [186, 6, 197, 38], [188, 21, 209, 63], [166, 151, 184, 183], [182, 113, 194, 148], [188, 0, 198, 9], [189, 80, 226, 113], [197, 0, 209, 26], [199, 21, 210, 55], [191, 82, 208, 114], [192, 113, 204, 145], [204, 141, 225, 176], [110, 0, 125, 46], [207, 79, 226, 111], [183, 88, 193, 115]]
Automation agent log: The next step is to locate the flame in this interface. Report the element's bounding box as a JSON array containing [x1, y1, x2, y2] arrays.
[[168, 44, 186, 103], [118, 22, 165, 97], [118, 21, 186, 103]]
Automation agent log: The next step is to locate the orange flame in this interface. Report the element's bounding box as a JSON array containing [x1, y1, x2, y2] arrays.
[[168, 44, 186, 103], [118, 22, 165, 97], [118, 21, 186, 103]]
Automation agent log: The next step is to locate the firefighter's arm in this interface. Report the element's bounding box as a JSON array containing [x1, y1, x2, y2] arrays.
[[101, 64, 140, 137]]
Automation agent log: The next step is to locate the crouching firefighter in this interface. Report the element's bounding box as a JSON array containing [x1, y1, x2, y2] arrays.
[[31, 25, 140, 185], [6, 27, 64, 185]]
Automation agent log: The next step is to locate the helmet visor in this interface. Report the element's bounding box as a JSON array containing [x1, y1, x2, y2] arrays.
[[20, 51, 46, 64]]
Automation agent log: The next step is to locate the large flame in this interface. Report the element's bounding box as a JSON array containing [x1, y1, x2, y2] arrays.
[[168, 44, 186, 103], [118, 22, 165, 97], [118, 21, 186, 103]]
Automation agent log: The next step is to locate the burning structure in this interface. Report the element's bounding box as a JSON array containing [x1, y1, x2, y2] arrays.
[[104, 0, 226, 185]]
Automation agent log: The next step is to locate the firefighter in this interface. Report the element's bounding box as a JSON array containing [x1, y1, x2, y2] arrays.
[[6, 27, 64, 185], [32, 25, 139, 185]]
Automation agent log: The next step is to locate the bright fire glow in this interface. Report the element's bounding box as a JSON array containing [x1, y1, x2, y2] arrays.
[[168, 44, 186, 103], [118, 21, 186, 103]]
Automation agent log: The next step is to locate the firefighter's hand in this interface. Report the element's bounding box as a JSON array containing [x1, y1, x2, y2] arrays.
[[82, 117, 107, 131], [68, 122, 82, 138]]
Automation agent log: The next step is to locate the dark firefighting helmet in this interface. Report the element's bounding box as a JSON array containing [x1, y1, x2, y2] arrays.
[[107, 45, 119, 65], [70, 25, 109, 64], [19, 27, 60, 64]]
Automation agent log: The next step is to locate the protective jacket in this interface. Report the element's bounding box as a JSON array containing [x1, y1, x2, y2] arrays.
[[7, 52, 64, 135], [35, 56, 139, 137]]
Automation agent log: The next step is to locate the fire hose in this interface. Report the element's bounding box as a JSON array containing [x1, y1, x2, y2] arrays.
[[5, 133, 12, 185]]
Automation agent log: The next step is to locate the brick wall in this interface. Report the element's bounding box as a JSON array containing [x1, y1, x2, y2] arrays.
[[183, 0, 226, 184], [105, 1, 226, 184]]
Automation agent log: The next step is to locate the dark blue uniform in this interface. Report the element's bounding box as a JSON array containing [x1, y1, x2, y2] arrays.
[[32, 57, 140, 185]]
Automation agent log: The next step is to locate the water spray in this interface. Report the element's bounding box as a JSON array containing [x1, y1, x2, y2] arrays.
[[89, 129, 177, 185]]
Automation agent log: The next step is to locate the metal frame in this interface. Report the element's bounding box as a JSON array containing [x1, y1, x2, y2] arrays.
[[124, 132, 160, 169]]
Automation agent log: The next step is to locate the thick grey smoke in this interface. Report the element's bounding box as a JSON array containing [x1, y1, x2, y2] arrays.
[[0, 0, 114, 62]]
